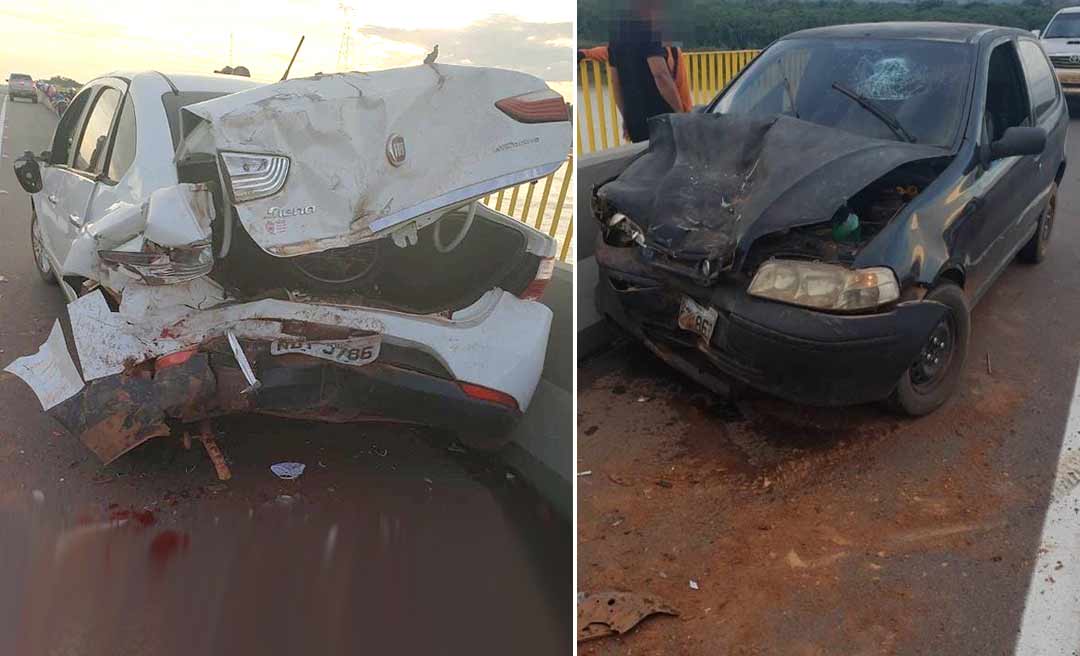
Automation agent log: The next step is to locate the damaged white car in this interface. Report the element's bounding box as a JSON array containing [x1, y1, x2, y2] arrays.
[[7, 66, 570, 467]]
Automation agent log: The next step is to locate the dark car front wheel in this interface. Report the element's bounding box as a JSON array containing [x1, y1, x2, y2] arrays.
[[1018, 182, 1056, 265], [890, 283, 969, 416]]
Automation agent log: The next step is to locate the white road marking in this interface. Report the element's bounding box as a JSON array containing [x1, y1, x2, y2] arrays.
[[1014, 366, 1080, 655], [0, 94, 8, 161]]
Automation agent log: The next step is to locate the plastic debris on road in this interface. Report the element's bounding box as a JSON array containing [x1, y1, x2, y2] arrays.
[[270, 462, 306, 480]]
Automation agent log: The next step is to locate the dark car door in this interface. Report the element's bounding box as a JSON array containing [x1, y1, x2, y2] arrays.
[[1015, 37, 1065, 238], [963, 38, 1040, 298]]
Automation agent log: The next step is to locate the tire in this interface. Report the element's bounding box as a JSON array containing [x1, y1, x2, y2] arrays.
[[30, 210, 57, 285], [1018, 183, 1056, 264], [889, 283, 969, 416]]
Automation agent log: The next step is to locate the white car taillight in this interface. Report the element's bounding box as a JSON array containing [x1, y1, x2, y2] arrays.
[[98, 240, 213, 285], [495, 89, 569, 124], [519, 256, 555, 301], [221, 152, 290, 202]]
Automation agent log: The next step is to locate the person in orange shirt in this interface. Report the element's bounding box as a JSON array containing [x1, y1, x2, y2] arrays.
[[579, 42, 692, 142]]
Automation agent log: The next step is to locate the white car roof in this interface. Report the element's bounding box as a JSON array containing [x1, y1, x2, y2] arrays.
[[94, 71, 263, 94], [1056, 6, 1080, 15]]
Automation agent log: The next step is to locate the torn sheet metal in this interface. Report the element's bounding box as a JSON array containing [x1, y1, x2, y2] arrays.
[[577, 591, 679, 642], [48, 352, 216, 463], [3, 321, 84, 410], [596, 113, 945, 268], [178, 65, 571, 256]]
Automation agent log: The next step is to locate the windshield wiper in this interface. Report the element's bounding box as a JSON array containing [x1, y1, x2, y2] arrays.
[[831, 81, 917, 144]]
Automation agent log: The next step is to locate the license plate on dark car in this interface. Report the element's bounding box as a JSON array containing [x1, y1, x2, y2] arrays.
[[678, 297, 718, 342], [269, 335, 381, 367]]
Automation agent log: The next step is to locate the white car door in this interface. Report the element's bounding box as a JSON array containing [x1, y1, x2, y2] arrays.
[[38, 84, 124, 273], [35, 85, 95, 270]]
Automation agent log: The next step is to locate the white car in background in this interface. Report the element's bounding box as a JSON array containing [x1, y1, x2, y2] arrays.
[[8, 67, 570, 464], [1036, 6, 1080, 97]]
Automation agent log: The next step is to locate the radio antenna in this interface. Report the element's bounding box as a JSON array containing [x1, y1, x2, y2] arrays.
[[281, 35, 305, 81]]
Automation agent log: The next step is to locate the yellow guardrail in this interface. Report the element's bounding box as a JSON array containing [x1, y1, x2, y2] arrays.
[[577, 49, 762, 155], [482, 154, 575, 263]]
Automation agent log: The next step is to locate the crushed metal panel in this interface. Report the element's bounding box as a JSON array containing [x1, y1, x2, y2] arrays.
[[596, 113, 946, 267], [48, 353, 216, 463], [2, 321, 84, 410], [179, 65, 571, 256], [577, 591, 680, 642]]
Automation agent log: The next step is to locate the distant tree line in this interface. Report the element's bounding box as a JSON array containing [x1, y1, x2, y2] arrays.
[[578, 0, 1059, 50]]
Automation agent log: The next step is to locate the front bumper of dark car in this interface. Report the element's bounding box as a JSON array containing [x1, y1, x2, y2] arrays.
[[595, 240, 948, 407], [49, 339, 521, 463]]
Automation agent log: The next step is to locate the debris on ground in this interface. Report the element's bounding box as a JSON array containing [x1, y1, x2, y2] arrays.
[[446, 442, 468, 454], [577, 590, 680, 642], [578, 470, 593, 477], [689, 580, 699, 590], [31, 489, 44, 503], [270, 462, 306, 480]]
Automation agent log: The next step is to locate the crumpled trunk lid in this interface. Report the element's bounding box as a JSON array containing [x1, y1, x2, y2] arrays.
[[596, 113, 946, 273], [179, 65, 570, 257]]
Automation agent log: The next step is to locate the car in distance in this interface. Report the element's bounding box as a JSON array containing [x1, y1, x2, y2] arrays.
[[7, 73, 36, 102], [1035, 6, 1080, 97], [593, 23, 1066, 415]]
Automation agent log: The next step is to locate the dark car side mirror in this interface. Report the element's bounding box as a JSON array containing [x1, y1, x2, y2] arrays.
[[990, 126, 1047, 161], [14, 151, 42, 194]]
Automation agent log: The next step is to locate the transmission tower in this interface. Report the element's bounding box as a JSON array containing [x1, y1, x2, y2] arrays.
[[336, 3, 355, 71]]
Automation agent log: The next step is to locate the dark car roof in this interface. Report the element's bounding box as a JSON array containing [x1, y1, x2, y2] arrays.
[[786, 22, 1027, 44]]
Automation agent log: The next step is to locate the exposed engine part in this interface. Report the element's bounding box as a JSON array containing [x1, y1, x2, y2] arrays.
[[605, 213, 646, 248]]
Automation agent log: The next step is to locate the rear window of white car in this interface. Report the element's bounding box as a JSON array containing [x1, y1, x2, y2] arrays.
[[10, 74, 31, 82], [161, 92, 229, 149]]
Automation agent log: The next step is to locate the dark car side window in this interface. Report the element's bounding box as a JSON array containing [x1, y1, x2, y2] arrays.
[[105, 95, 137, 182], [1017, 40, 1059, 121], [73, 87, 121, 175], [49, 87, 95, 166], [984, 42, 1031, 143]]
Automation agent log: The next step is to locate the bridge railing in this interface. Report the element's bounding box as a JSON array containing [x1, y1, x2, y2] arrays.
[[577, 49, 762, 155], [481, 154, 575, 263]]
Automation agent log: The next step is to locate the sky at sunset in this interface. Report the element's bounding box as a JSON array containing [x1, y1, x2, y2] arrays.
[[0, 0, 573, 98]]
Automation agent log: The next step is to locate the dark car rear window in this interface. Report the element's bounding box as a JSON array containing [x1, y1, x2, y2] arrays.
[[10, 74, 31, 82], [161, 91, 229, 149]]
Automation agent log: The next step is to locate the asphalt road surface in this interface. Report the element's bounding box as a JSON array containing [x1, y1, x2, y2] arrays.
[[0, 91, 570, 654], [578, 120, 1080, 652]]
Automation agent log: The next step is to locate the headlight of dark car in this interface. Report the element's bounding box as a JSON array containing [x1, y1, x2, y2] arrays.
[[748, 260, 899, 312]]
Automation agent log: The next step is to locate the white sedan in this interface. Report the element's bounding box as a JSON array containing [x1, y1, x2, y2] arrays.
[[8, 66, 570, 463]]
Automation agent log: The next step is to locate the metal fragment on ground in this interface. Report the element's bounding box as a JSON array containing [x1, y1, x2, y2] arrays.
[[577, 591, 679, 642]]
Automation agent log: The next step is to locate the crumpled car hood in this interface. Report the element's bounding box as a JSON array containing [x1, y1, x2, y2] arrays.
[[180, 65, 570, 257], [596, 113, 946, 268]]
